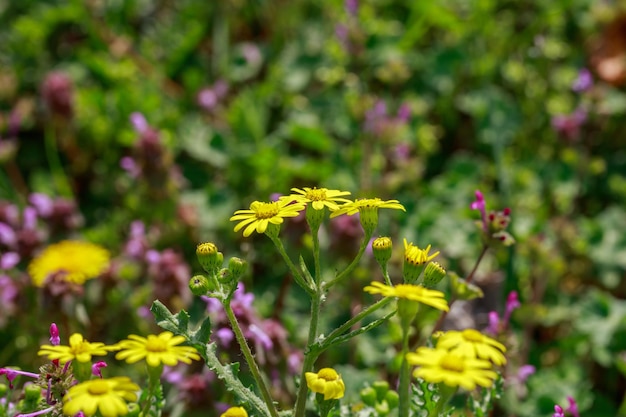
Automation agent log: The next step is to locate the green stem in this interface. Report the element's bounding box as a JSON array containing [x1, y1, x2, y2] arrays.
[[324, 229, 373, 289], [293, 288, 322, 417], [270, 236, 315, 295], [427, 384, 456, 417], [398, 319, 411, 417], [44, 125, 73, 199], [312, 227, 322, 282], [224, 302, 280, 417]]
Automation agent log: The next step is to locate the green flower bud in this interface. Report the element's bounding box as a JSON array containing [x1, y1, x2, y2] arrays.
[[372, 380, 390, 402], [385, 390, 399, 409], [196, 242, 223, 274], [127, 403, 141, 417], [422, 262, 446, 288], [305, 204, 326, 233], [189, 274, 213, 296], [360, 386, 377, 406], [24, 384, 42, 402], [375, 400, 390, 415], [372, 237, 392, 269], [228, 257, 248, 281], [218, 268, 233, 284]]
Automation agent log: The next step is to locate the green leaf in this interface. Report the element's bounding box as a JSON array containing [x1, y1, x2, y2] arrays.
[[192, 315, 212, 345], [176, 310, 190, 333], [150, 300, 181, 334]]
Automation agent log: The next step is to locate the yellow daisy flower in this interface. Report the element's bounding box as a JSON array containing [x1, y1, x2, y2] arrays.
[[63, 377, 139, 417], [114, 331, 200, 367], [404, 239, 439, 265], [305, 367, 346, 400], [221, 406, 249, 417], [436, 329, 507, 366], [288, 187, 352, 211], [406, 346, 498, 390], [38, 333, 114, 364], [329, 198, 405, 217], [230, 199, 306, 237], [28, 240, 110, 287], [363, 281, 449, 312]]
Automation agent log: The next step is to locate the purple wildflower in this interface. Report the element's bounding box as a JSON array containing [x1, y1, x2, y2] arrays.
[[15, 406, 56, 417], [92, 361, 107, 378], [215, 328, 234, 347], [486, 311, 500, 335], [516, 364, 536, 384], [470, 190, 488, 231], [41, 72, 74, 118], [504, 291, 521, 323], [130, 112, 149, 134], [553, 405, 564, 417], [552, 108, 587, 141], [29, 193, 54, 217], [572, 68, 593, 92], [120, 156, 140, 178], [49, 323, 60, 346], [0, 252, 19, 269], [566, 396, 580, 417], [345, 0, 358, 15]]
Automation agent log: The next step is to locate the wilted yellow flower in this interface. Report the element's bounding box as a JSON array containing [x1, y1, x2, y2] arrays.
[[289, 187, 352, 211], [406, 346, 497, 390], [230, 199, 305, 237], [28, 240, 110, 287], [363, 281, 449, 312], [114, 331, 200, 367], [38, 333, 115, 364], [305, 367, 346, 400], [63, 377, 139, 417], [436, 329, 507, 366]]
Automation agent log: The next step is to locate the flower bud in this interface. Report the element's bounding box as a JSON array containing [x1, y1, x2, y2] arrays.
[[385, 390, 399, 408], [360, 386, 377, 406], [127, 403, 141, 417], [372, 237, 392, 268], [228, 257, 247, 281], [218, 268, 233, 284], [196, 242, 223, 274], [189, 274, 213, 296], [24, 384, 42, 402], [422, 262, 446, 288], [372, 380, 389, 402]]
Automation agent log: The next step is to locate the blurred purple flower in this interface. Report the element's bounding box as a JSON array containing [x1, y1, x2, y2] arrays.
[[49, 323, 60, 346], [0, 222, 17, 247], [566, 396, 580, 417], [215, 328, 234, 347], [0, 252, 19, 269], [130, 112, 149, 134], [470, 190, 488, 231], [572, 68, 593, 92], [120, 156, 140, 178], [241, 43, 262, 67], [486, 310, 500, 335], [145, 249, 161, 264], [397, 103, 411, 123], [248, 324, 273, 349], [552, 108, 587, 141], [124, 221, 147, 259], [23, 207, 38, 230], [394, 142, 411, 161], [29, 193, 54, 217], [41, 71, 74, 118], [553, 405, 564, 417], [516, 364, 536, 383], [504, 291, 521, 322], [197, 80, 229, 112], [92, 361, 107, 378], [345, 0, 358, 15]]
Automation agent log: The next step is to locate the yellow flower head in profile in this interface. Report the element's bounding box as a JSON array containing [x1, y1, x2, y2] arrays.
[[305, 367, 346, 400], [364, 281, 449, 312], [28, 240, 110, 287], [230, 199, 306, 237], [38, 333, 115, 364], [63, 376, 139, 417], [329, 198, 405, 217], [404, 239, 439, 265], [436, 329, 507, 366], [221, 406, 249, 417], [406, 346, 497, 391], [114, 331, 200, 367], [288, 187, 352, 211]]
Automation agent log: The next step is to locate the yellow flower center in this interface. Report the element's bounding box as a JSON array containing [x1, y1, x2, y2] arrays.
[[461, 329, 483, 342], [145, 335, 168, 352], [70, 341, 93, 355], [359, 198, 380, 208], [305, 188, 327, 201], [87, 380, 110, 395], [373, 237, 392, 250], [197, 242, 218, 255], [317, 368, 339, 381], [252, 202, 280, 219], [439, 354, 465, 373]]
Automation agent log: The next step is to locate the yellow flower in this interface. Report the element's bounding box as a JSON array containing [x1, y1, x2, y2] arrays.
[[363, 281, 449, 312], [305, 367, 346, 400], [114, 331, 200, 367], [28, 240, 110, 287], [221, 406, 249, 417], [230, 199, 306, 237], [436, 329, 507, 366], [38, 333, 114, 364], [406, 346, 497, 390], [288, 187, 352, 210], [329, 198, 405, 217], [404, 239, 439, 265], [62, 377, 139, 417]]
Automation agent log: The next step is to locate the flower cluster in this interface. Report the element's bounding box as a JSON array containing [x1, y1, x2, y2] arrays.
[[406, 329, 506, 391]]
